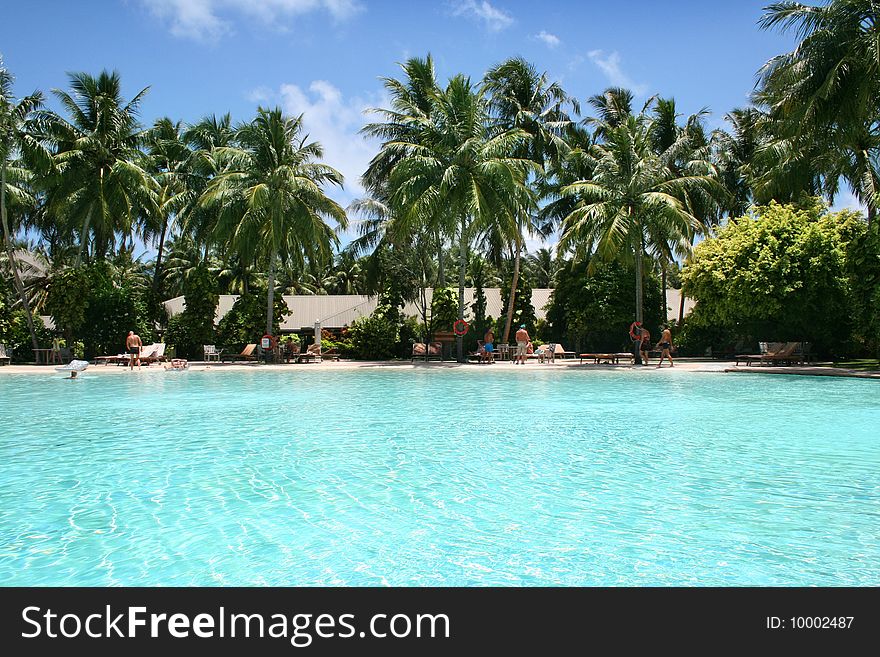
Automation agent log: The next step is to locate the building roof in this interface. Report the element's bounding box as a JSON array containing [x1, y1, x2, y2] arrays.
[[163, 288, 556, 331]]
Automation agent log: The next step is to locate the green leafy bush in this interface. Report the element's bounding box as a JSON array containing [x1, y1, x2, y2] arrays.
[[682, 202, 856, 356], [163, 265, 218, 358], [216, 289, 289, 351], [46, 263, 155, 357], [348, 313, 399, 360]]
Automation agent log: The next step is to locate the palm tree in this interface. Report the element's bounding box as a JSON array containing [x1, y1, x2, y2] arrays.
[[559, 110, 715, 324], [201, 108, 347, 335], [482, 56, 577, 344], [525, 247, 559, 288], [382, 74, 537, 361], [361, 56, 451, 285], [757, 0, 880, 227], [46, 70, 156, 263], [145, 117, 191, 294], [0, 59, 47, 350]]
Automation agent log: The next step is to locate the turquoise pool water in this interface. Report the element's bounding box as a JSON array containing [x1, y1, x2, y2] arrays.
[[1, 368, 878, 586]]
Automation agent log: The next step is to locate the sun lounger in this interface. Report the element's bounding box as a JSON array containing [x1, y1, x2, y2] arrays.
[[579, 352, 635, 364], [298, 344, 322, 363], [220, 343, 257, 362], [735, 341, 799, 366], [0, 344, 10, 365]]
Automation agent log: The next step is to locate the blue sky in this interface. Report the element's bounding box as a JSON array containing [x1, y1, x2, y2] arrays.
[[0, 0, 860, 243]]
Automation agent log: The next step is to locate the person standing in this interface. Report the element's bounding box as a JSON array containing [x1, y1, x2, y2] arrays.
[[126, 330, 143, 370], [639, 326, 651, 366], [483, 329, 495, 363], [629, 321, 644, 365], [656, 326, 674, 368], [514, 324, 530, 365]]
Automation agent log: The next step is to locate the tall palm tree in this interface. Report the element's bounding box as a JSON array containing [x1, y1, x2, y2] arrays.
[[559, 111, 715, 324], [46, 71, 156, 263], [361, 56, 451, 285], [383, 74, 537, 361], [145, 117, 191, 294], [0, 60, 48, 349], [201, 108, 347, 335], [757, 0, 880, 227], [482, 56, 577, 344]]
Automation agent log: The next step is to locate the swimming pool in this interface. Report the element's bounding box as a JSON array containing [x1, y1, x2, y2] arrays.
[[1, 368, 877, 586]]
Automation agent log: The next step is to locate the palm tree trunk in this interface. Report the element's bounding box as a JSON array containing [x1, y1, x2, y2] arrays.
[[457, 216, 467, 362], [152, 216, 169, 294], [1, 158, 39, 350], [502, 232, 521, 345], [634, 218, 643, 323], [661, 262, 668, 325], [437, 233, 445, 287], [74, 206, 93, 267], [266, 247, 276, 336]]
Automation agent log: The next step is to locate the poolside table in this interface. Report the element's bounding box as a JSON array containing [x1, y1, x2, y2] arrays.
[[32, 348, 60, 365]]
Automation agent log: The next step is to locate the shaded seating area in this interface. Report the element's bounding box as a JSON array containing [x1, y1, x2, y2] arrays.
[[203, 344, 220, 362], [0, 344, 10, 365], [220, 343, 257, 362]]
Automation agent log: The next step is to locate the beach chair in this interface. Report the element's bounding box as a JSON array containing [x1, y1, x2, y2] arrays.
[[535, 343, 556, 363], [411, 342, 427, 362], [203, 345, 220, 362], [298, 344, 322, 363], [553, 343, 576, 360], [760, 341, 801, 365], [735, 341, 796, 366], [141, 343, 166, 365], [426, 342, 443, 362], [220, 343, 257, 362], [0, 343, 10, 365]]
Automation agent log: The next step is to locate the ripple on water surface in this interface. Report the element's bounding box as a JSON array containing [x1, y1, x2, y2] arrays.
[[0, 368, 878, 585]]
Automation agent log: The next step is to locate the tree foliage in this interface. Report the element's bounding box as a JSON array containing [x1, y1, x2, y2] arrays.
[[682, 201, 860, 354]]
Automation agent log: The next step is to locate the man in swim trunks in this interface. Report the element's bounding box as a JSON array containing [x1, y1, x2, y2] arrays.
[[483, 329, 495, 363], [656, 326, 674, 368], [126, 330, 142, 370], [515, 324, 530, 365]]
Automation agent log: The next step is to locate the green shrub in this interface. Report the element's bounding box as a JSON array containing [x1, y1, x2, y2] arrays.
[[216, 289, 289, 351], [163, 265, 218, 358], [682, 201, 856, 356], [349, 313, 399, 360]]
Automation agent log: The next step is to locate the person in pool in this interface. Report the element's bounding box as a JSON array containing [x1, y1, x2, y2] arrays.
[[656, 326, 674, 368], [483, 329, 495, 363]]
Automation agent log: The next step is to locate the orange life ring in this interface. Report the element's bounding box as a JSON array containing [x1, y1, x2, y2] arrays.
[[261, 334, 277, 351], [629, 321, 642, 341], [453, 319, 470, 336]]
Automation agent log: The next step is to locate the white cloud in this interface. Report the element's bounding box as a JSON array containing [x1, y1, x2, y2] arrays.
[[246, 86, 273, 103], [587, 49, 648, 95], [259, 81, 385, 203], [143, 0, 363, 42], [534, 30, 560, 48], [450, 0, 514, 32]]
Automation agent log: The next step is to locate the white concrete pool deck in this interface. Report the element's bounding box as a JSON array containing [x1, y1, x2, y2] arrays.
[[1, 358, 877, 378]]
